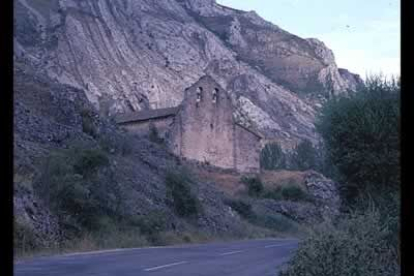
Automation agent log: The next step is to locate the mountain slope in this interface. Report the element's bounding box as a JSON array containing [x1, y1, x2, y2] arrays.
[[14, 60, 264, 251], [14, 0, 362, 147]]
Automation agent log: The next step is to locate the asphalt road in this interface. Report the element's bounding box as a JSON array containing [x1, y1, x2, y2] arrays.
[[14, 238, 299, 276]]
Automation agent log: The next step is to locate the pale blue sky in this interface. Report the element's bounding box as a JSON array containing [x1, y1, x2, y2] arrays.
[[217, 0, 400, 79]]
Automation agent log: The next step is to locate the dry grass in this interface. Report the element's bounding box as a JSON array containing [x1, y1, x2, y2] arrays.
[[152, 230, 214, 246], [195, 167, 309, 197], [15, 230, 149, 261], [260, 170, 307, 190], [195, 169, 246, 196]]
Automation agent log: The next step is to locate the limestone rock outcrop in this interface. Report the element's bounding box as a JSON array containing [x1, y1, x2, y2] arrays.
[[14, 0, 363, 148], [303, 171, 341, 220], [251, 171, 341, 224]]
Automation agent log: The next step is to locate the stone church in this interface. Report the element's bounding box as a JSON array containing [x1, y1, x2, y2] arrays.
[[115, 75, 264, 173]]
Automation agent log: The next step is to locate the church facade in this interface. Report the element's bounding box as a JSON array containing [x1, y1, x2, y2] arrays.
[[115, 75, 263, 173]]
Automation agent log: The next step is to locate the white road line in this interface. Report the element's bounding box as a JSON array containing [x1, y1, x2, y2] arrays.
[[53, 245, 183, 258], [16, 239, 298, 263], [61, 248, 137, 257], [144, 261, 188, 272], [219, 250, 244, 256], [264, 243, 297, 248], [14, 267, 43, 271]]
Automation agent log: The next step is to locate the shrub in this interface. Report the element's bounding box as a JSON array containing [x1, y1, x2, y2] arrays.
[[91, 217, 149, 249], [73, 148, 109, 178], [98, 133, 136, 156], [226, 199, 300, 233], [262, 189, 283, 201], [119, 134, 136, 156], [149, 123, 163, 144], [279, 207, 400, 276], [263, 182, 312, 202], [225, 199, 256, 220], [128, 210, 170, 237], [94, 229, 148, 249], [165, 168, 201, 218], [313, 141, 340, 179], [316, 75, 400, 204], [280, 185, 311, 202], [253, 213, 300, 233], [260, 143, 286, 170], [63, 227, 149, 252], [14, 219, 39, 255], [148, 230, 211, 246], [291, 139, 318, 171], [241, 176, 264, 197], [36, 145, 120, 235], [280, 75, 400, 276], [80, 109, 98, 138]]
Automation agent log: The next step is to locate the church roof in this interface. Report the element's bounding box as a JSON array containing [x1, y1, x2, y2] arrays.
[[114, 107, 179, 124], [235, 122, 265, 139]]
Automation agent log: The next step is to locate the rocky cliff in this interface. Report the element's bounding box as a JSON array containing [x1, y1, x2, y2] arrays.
[[14, 0, 363, 147]]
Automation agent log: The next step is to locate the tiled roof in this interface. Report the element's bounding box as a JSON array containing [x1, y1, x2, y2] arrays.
[[114, 107, 179, 124], [235, 123, 265, 139]]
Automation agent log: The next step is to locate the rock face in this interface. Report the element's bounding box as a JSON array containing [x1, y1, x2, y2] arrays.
[[252, 199, 322, 225], [303, 170, 341, 220], [13, 0, 363, 148], [252, 171, 341, 224]]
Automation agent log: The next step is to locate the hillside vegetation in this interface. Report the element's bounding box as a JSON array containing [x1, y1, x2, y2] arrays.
[[279, 75, 401, 276]]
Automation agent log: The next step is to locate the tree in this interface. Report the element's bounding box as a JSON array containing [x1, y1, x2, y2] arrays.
[[291, 139, 317, 171], [316, 75, 400, 204], [260, 143, 286, 170]]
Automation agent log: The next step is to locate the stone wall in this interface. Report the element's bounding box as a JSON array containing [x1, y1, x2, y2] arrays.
[[170, 76, 236, 169], [169, 76, 261, 173], [234, 124, 261, 173], [120, 117, 174, 139]]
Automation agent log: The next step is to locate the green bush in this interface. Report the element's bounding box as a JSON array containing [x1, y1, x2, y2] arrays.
[[128, 210, 170, 237], [281, 185, 310, 202], [241, 176, 264, 197], [93, 228, 149, 249], [316, 75, 400, 204], [262, 189, 283, 201], [260, 143, 286, 170], [80, 109, 98, 138], [14, 219, 39, 255], [280, 75, 400, 276], [62, 224, 149, 252], [313, 141, 340, 179], [149, 123, 163, 144], [279, 207, 400, 276], [225, 199, 256, 220], [73, 148, 109, 178], [291, 139, 318, 171], [253, 213, 300, 233], [225, 199, 299, 233], [36, 145, 120, 235], [165, 168, 201, 218], [98, 133, 136, 156], [263, 183, 312, 202]]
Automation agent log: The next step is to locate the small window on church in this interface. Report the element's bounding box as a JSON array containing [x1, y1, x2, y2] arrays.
[[196, 87, 203, 103], [212, 88, 219, 103]]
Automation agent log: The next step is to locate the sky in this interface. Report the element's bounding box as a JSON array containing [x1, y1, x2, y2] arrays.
[[217, 0, 400, 79]]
